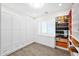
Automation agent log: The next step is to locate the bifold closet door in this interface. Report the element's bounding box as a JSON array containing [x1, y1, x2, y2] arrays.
[[1, 11, 13, 55]]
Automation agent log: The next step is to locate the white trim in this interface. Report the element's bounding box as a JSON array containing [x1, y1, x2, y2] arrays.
[[1, 41, 34, 56]]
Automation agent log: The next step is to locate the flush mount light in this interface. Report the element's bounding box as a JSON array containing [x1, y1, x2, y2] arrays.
[[29, 3, 44, 8], [58, 3, 62, 6]]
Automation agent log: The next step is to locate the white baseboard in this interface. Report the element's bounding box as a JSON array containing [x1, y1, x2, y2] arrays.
[[1, 41, 34, 56], [1, 40, 56, 56]]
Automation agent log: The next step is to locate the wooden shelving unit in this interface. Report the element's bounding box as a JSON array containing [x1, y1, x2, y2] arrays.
[[55, 15, 69, 50], [55, 9, 79, 56]]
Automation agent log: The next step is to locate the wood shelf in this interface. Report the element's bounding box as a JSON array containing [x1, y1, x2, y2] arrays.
[[71, 35, 79, 42], [57, 26, 68, 28], [56, 38, 68, 43], [72, 37, 79, 47], [56, 40, 67, 43], [69, 46, 78, 54], [56, 22, 68, 23], [71, 40, 79, 53], [56, 30, 66, 31], [56, 41, 68, 48]]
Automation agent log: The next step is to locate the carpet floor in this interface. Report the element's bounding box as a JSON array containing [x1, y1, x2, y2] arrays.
[[9, 42, 70, 56]]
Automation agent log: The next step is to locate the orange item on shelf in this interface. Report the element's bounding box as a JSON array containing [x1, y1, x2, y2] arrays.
[[56, 41, 68, 48]]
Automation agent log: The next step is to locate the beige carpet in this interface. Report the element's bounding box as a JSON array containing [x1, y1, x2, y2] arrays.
[[9, 42, 70, 56]]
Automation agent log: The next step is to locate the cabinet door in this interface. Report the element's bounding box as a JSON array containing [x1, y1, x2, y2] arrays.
[[1, 12, 13, 55]]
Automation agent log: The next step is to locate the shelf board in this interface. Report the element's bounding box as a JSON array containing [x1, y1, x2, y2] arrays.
[[56, 22, 69, 23], [56, 46, 68, 51], [56, 29, 68, 31], [56, 40, 67, 43], [56, 34, 68, 36], [70, 39, 79, 53], [56, 36, 68, 39], [71, 35, 79, 42], [56, 26, 68, 27], [56, 30, 68, 31], [56, 30, 65, 31], [56, 41, 67, 43]]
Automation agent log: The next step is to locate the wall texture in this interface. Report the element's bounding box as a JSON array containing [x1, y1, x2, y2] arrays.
[[1, 5, 34, 55]]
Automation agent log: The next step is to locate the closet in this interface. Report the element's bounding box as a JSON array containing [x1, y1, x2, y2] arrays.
[[55, 4, 79, 56], [55, 15, 69, 50]]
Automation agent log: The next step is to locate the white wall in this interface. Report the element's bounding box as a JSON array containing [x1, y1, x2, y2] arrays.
[[0, 4, 69, 56], [33, 16, 55, 48], [33, 10, 68, 48], [72, 4, 79, 41], [0, 4, 1, 56], [1, 5, 34, 56]]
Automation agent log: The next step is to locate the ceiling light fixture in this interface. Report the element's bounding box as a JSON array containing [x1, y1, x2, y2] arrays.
[[29, 3, 44, 8], [58, 3, 62, 6]]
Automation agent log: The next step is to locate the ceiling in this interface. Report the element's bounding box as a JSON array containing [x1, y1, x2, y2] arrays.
[[2, 3, 72, 18]]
